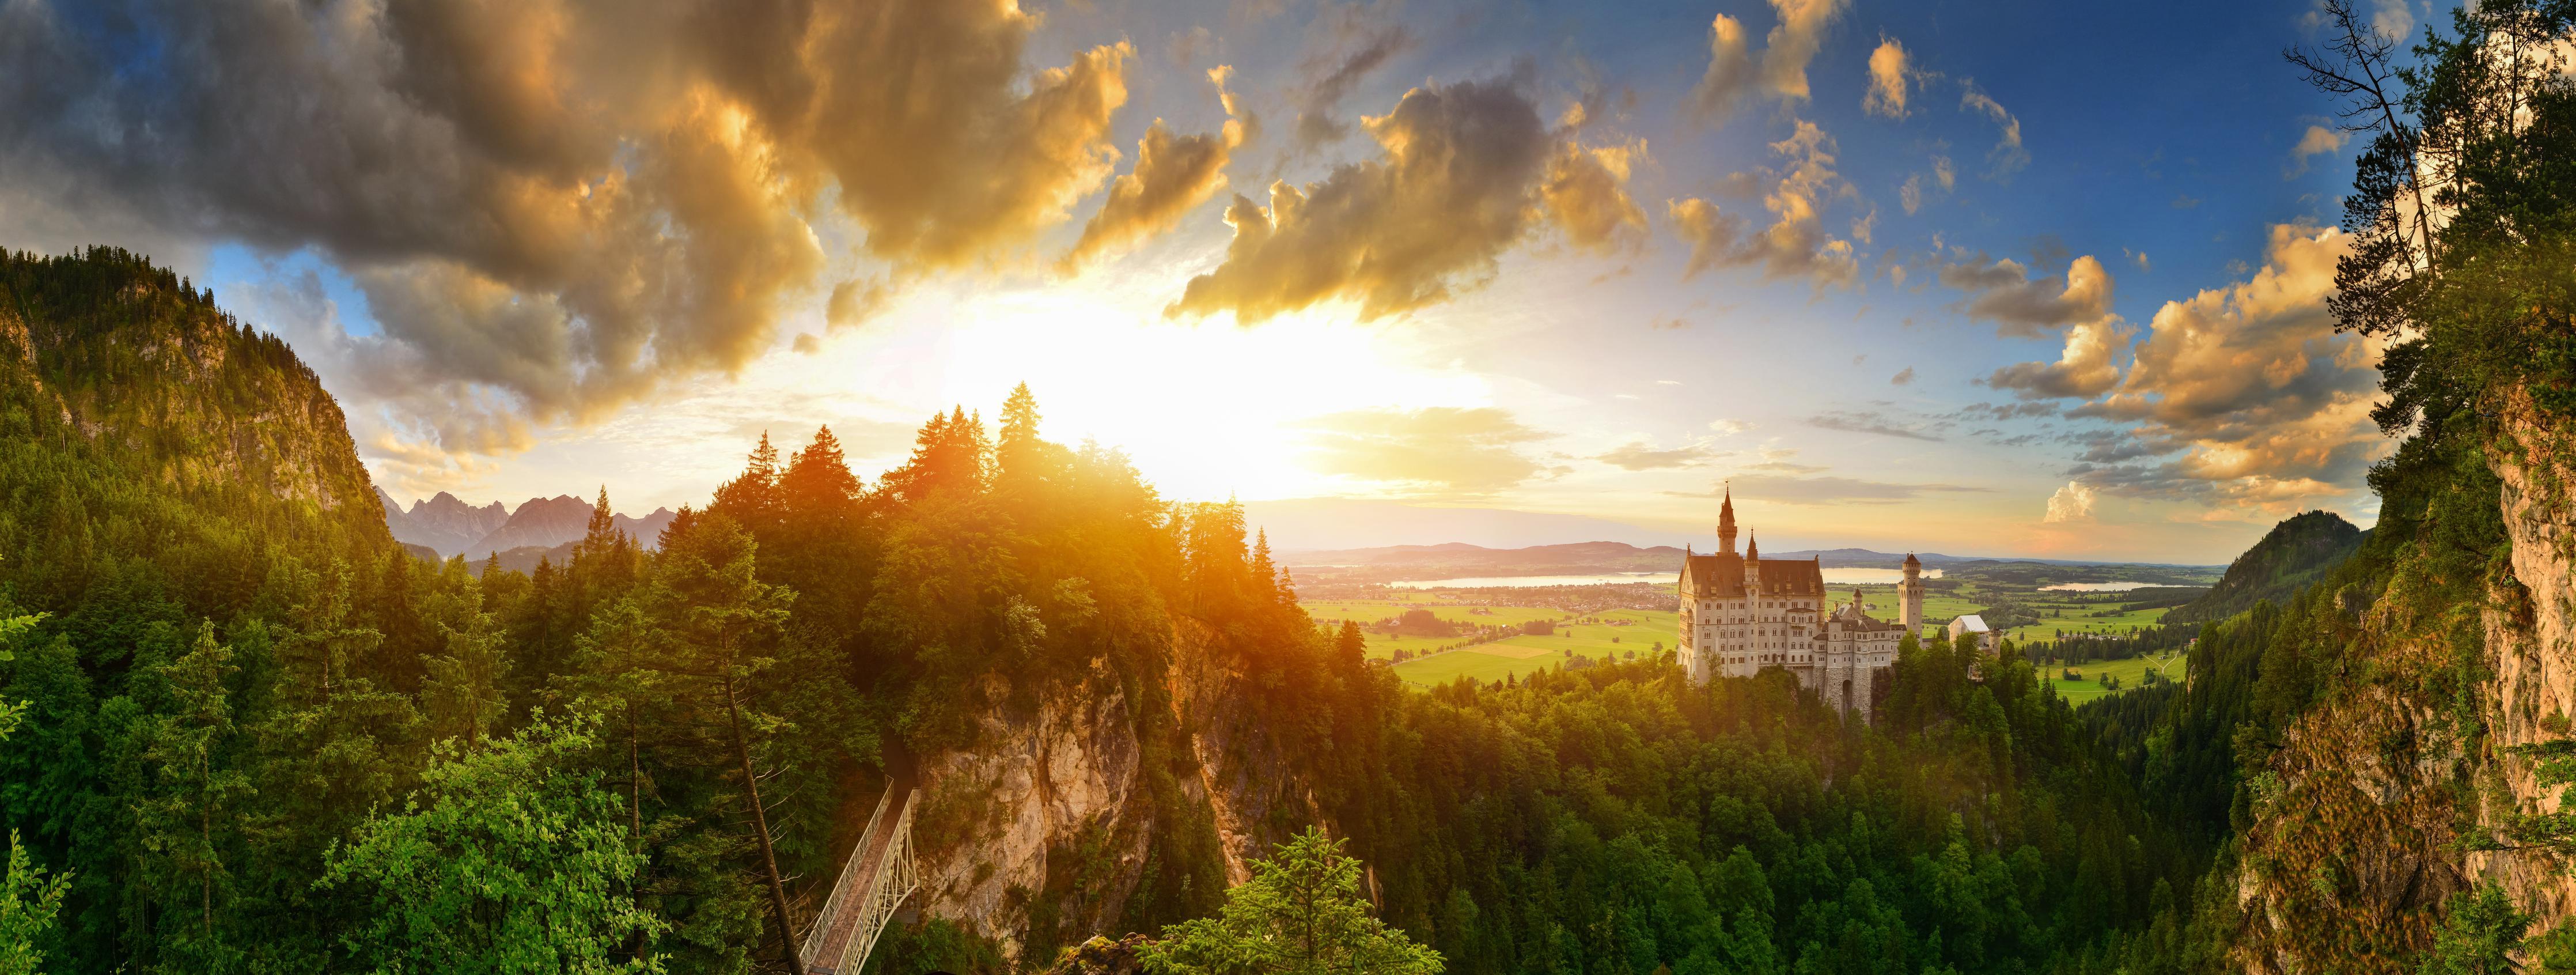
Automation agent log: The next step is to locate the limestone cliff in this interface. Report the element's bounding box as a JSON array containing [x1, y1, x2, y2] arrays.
[[2229, 396, 2576, 972], [904, 619, 1321, 965]]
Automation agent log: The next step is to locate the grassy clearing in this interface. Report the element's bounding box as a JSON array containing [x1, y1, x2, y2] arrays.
[[1390, 645, 1632, 687], [2039, 651, 2185, 704]]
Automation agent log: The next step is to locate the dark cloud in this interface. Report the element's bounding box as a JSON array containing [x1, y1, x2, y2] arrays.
[[0, 0, 1138, 454], [1935, 252, 2116, 337], [1291, 16, 1416, 151]]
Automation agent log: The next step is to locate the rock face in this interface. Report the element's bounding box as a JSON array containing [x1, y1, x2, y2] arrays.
[[2230, 397, 2576, 972], [1166, 620, 1324, 887], [914, 667, 1151, 961], [907, 622, 1319, 966], [2469, 400, 2576, 927]]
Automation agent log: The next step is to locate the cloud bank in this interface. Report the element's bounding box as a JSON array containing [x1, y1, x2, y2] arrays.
[[0, 0, 1165, 457]]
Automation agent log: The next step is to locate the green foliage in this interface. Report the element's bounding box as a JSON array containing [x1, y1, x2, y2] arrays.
[[320, 711, 664, 974], [1143, 827, 1441, 975], [2416, 883, 2526, 975], [0, 830, 69, 975]]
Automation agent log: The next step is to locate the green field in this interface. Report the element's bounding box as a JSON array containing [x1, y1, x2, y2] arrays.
[[1301, 585, 2186, 696], [2041, 650, 2185, 704], [1847, 586, 2172, 644], [1304, 599, 1602, 662]]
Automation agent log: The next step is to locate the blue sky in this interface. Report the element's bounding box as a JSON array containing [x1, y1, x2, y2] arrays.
[[0, 0, 2414, 562]]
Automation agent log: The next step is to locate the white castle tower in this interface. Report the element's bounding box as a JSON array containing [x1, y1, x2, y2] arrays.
[[1899, 552, 1925, 633]]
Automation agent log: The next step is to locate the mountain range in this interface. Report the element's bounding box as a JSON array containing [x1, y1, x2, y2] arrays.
[[376, 487, 676, 558], [1279, 540, 2214, 576]]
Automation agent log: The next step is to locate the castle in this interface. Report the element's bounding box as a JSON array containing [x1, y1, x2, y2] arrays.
[[1678, 489, 1927, 721]]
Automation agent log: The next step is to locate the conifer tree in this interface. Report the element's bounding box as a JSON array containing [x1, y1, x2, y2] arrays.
[[1143, 827, 1442, 975], [424, 577, 510, 753], [138, 622, 250, 951]]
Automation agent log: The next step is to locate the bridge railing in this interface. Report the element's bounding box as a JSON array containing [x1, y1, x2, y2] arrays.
[[800, 785, 919, 975]]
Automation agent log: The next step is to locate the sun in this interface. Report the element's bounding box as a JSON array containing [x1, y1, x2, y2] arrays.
[[812, 280, 1495, 504]]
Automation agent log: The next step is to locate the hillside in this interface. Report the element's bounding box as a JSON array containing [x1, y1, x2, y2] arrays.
[[0, 247, 395, 600], [2162, 510, 2365, 624]]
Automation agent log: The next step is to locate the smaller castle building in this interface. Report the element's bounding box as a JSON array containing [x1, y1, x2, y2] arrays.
[[1678, 490, 1925, 721]]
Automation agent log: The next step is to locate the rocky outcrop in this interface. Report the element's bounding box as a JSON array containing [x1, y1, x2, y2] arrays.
[[2471, 398, 2576, 927], [2230, 395, 2576, 972], [1039, 934, 1150, 975], [1168, 620, 1323, 886], [913, 666, 1156, 962], [904, 622, 1326, 965]]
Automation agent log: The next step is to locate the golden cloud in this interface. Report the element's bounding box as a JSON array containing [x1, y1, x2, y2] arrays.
[[1062, 89, 1247, 270], [1543, 141, 1650, 254], [1665, 119, 1859, 290], [1863, 36, 1910, 119], [0, 0, 1138, 456], [1167, 76, 1641, 323], [1986, 318, 2134, 399], [2069, 225, 2388, 509], [1297, 406, 1557, 495], [1688, 0, 1846, 123]]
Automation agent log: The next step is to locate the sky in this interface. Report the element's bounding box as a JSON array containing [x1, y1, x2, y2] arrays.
[[0, 0, 2418, 563]]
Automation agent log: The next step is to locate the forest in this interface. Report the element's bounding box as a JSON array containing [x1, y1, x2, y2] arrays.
[[6, 1, 2576, 972], [0, 244, 2245, 974]]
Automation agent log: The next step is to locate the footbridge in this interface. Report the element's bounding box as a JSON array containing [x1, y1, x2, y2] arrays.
[[801, 784, 921, 975]]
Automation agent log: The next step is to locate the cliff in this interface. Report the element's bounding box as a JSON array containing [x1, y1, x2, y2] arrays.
[[2227, 395, 2576, 972], [905, 618, 1320, 965]]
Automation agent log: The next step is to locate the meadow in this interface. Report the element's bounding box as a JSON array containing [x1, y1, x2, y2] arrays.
[[1302, 581, 2194, 696], [2040, 649, 2187, 704]]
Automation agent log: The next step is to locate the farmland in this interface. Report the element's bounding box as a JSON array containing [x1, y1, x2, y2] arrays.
[[1297, 565, 2213, 698]]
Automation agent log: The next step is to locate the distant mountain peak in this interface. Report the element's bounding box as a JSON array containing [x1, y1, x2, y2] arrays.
[[381, 489, 676, 559]]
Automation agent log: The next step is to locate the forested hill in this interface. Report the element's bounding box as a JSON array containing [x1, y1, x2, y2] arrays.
[[2161, 511, 2363, 624], [0, 247, 396, 600]]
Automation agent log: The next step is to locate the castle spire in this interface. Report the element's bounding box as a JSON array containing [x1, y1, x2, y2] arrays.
[[1745, 532, 1758, 560], [1717, 483, 1739, 555]]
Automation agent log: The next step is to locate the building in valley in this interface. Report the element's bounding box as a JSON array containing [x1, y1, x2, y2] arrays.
[[1949, 614, 1997, 653], [1677, 490, 1919, 720]]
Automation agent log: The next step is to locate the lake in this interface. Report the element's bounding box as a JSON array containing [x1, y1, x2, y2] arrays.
[[1390, 567, 1945, 589], [2038, 581, 2161, 592]]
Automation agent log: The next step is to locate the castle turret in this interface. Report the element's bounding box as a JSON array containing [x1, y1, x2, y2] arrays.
[[1717, 485, 1738, 555], [1899, 552, 1925, 632], [1744, 532, 1760, 589]]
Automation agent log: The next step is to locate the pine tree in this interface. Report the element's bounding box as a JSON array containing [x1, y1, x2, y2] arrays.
[[623, 515, 808, 972], [138, 622, 251, 952], [1143, 827, 1443, 975], [424, 577, 511, 753]]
